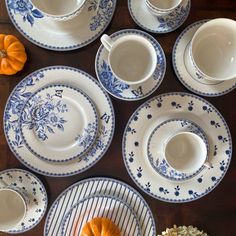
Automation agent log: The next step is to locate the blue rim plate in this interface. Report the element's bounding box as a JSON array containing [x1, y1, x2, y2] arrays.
[[61, 195, 141, 236], [5, 0, 116, 51], [19, 84, 99, 163], [4, 66, 115, 177], [128, 0, 191, 34], [122, 92, 232, 203], [95, 29, 166, 101], [172, 20, 236, 97], [0, 169, 48, 234], [44, 177, 156, 236]]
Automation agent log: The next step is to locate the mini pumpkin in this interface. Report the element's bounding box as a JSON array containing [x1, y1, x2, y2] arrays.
[[0, 34, 27, 75], [81, 217, 121, 236]]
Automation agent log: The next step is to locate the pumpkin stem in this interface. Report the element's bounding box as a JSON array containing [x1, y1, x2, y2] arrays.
[[0, 50, 7, 58]]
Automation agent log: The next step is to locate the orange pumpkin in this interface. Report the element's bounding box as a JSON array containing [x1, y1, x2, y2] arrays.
[[81, 217, 121, 236], [0, 34, 27, 75]]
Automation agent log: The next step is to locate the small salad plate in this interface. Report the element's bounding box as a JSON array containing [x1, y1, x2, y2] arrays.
[[147, 118, 209, 182], [96, 29, 166, 101], [173, 20, 236, 97], [4, 66, 115, 177], [61, 195, 141, 236], [19, 84, 98, 163], [123, 92, 232, 202], [0, 169, 47, 234], [44, 177, 156, 236], [6, 0, 116, 51], [128, 0, 191, 34]]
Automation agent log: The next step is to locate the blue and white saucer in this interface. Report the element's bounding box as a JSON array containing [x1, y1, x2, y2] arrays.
[[123, 92, 232, 202], [61, 195, 141, 236], [6, 0, 116, 51], [4, 66, 115, 177], [95, 29, 166, 101], [44, 177, 156, 236], [19, 84, 98, 163], [128, 0, 191, 34], [147, 118, 209, 182], [173, 20, 236, 97], [0, 169, 47, 234]]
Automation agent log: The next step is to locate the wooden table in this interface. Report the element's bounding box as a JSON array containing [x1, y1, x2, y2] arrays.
[[0, 1, 236, 235]]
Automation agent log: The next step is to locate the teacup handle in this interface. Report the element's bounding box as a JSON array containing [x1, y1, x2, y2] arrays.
[[101, 34, 114, 51], [204, 161, 213, 169]]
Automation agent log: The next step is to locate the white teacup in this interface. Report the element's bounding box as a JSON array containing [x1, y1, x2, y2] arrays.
[[100, 34, 157, 85], [30, 0, 86, 21], [185, 18, 236, 82], [0, 179, 28, 231], [164, 132, 211, 173]]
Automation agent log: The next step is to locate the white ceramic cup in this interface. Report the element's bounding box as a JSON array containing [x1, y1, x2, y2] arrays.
[[186, 18, 236, 82], [0, 179, 28, 231], [30, 0, 86, 21], [145, 0, 182, 16], [164, 132, 211, 173], [100, 34, 157, 85]]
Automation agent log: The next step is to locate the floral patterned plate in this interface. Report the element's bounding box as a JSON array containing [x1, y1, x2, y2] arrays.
[[0, 169, 47, 234], [147, 118, 210, 182], [172, 20, 236, 97], [4, 66, 115, 177], [122, 92, 232, 202], [95, 29, 166, 101], [61, 195, 141, 236], [6, 0, 116, 51], [19, 84, 98, 163], [128, 0, 190, 34]]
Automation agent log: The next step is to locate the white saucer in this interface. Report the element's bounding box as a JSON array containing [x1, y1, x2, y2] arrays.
[[6, 0, 116, 51], [0, 169, 47, 234], [20, 84, 98, 163], [147, 118, 209, 182], [123, 92, 232, 202], [4, 66, 115, 177], [61, 195, 141, 236], [95, 29, 166, 101], [173, 20, 236, 97], [128, 0, 191, 34]]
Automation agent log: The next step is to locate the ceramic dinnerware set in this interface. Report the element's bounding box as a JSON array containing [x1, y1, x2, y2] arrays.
[[1, 0, 236, 235]]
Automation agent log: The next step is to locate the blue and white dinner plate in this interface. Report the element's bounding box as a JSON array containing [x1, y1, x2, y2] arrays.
[[0, 169, 47, 234], [6, 0, 116, 51], [95, 29, 166, 101], [61, 195, 141, 236], [128, 0, 190, 34], [172, 20, 236, 97], [44, 177, 156, 236], [4, 66, 115, 177], [147, 118, 210, 182], [19, 84, 99, 163], [122, 92, 232, 202]]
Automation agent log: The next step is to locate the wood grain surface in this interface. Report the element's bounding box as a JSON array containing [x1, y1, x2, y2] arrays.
[[0, 0, 236, 235]]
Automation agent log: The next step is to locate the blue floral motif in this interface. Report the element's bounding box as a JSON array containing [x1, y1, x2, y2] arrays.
[[88, 0, 114, 31], [8, 0, 44, 26], [159, 187, 169, 195], [21, 93, 68, 141], [99, 60, 130, 96]]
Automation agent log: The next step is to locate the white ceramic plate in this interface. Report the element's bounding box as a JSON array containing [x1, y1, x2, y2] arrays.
[[172, 20, 236, 97], [44, 177, 156, 236], [0, 169, 47, 234], [128, 0, 190, 34], [19, 84, 98, 163], [95, 29, 166, 101], [61, 195, 141, 236], [123, 92, 232, 202], [6, 0, 116, 51], [4, 66, 115, 177]]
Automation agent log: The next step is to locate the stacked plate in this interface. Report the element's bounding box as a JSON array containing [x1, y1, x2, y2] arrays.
[[4, 66, 115, 176], [44, 177, 156, 236], [123, 92, 232, 202]]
